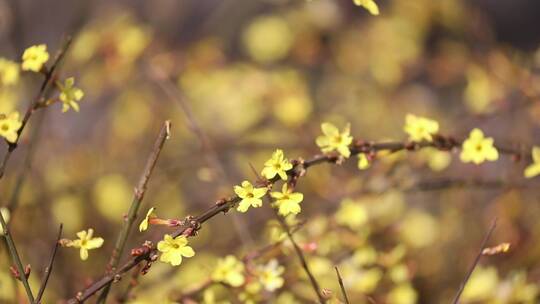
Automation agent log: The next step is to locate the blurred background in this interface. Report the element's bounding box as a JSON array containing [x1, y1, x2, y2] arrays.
[[1, 0, 540, 303]]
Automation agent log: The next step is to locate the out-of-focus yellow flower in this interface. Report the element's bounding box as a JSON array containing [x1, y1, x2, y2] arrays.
[[261, 149, 293, 180], [460, 128, 498, 164], [316, 122, 353, 158], [387, 284, 418, 304], [139, 207, 156, 232], [94, 174, 132, 222], [271, 184, 303, 216], [0, 112, 22, 143], [461, 266, 498, 301], [403, 114, 439, 142], [243, 15, 293, 63], [389, 264, 409, 283], [399, 210, 438, 248], [353, 268, 383, 293], [0, 208, 10, 235], [524, 146, 540, 178], [352, 246, 377, 266], [353, 0, 380, 15], [66, 228, 104, 261], [335, 199, 368, 229], [21, 44, 49, 72], [57, 77, 84, 112], [0, 58, 20, 85], [157, 234, 195, 266], [257, 259, 285, 292], [358, 153, 370, 170], [234, 181, 267, 213], [422, 147, 451, 171], [212, 255, 245, 287], [464, 65, 500, 114]]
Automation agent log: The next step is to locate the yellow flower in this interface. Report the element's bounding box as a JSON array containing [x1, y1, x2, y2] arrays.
[[67, 229, 104, 261], [353, 0, 380, 15], [315, 122, 353, 158], [261, 149, 293, 181], [358, 154, 370, 170], [524, 146, 540, 178], [387, 284, 418, 304], [157, 234, 195, 266], [0, 207, 10, 235], [57, 77, 84, 112], [0, 112, 22, 143], [234, 181, 267, 213], [257, 259, 285, 292], [21, 44, 49, 72], [335, 199, 368, 229], [212, 255, 245, 287], [270, 184, 303, 216], [460, 128, 499, 164], [0, 58, 20, 86], [139, 207, 156, 232], [403, 114, 439, 142]]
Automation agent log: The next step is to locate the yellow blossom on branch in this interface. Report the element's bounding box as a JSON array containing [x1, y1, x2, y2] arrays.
[[353, 0, 380, 15], [0, 112, 23, 143], [316, 122, 353, 158], [21, 44, 49, 72], [270, 184, 303, 216], [234, 180, 267, 212], [157, 234, 195, 266], [257, 259, 285, 292], [357, 153, 370, 170], [460, 128, 498, 164], [261, 149, 293, 181], [66, 228, 104, 261], [57, 77, 84, 112], [0, 58, 20, 86], [524, 146, 540, 178], [211, 255, 246, 287], [403, 114, 439, 142], [139, 207, 157, 232]]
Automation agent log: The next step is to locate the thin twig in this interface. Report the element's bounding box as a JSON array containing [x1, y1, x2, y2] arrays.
[[66, 135, 523, 303], [0, 36, 73, 304], [96, 121, 171, 304], [115, 264, 143, 303], [7, 110, 47, 214], [271, 202, 326, 303], [334, 267, 350, 304], [36, 224, 63, 303], [451, 218, 498, 304]]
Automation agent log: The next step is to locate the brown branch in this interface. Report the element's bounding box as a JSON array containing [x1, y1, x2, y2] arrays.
[[115, 264, 144, 303], [7, 110, 47, 214], [36, 224, 63, 303], [0, 36, 73, 304], [334, 267, 350, 304], [451, 218, 498, 304], [66, 135, 526, 303], [96, 121, 171, 304], [270, 201, 326, 303]]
